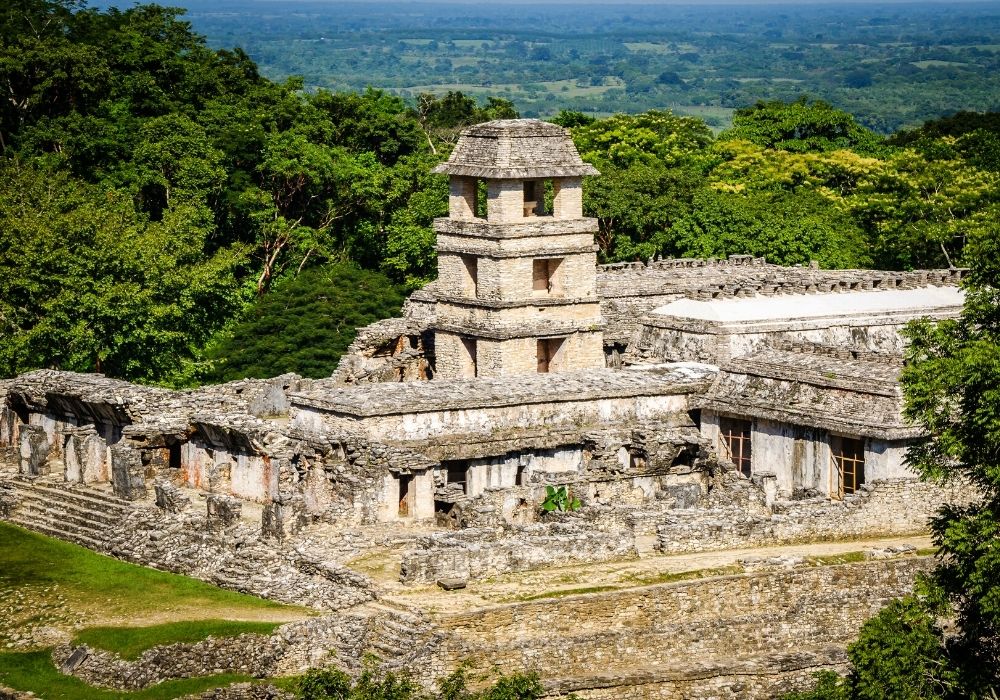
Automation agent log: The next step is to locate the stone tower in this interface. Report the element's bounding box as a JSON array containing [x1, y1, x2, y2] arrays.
[[430, 119, 604, 379]]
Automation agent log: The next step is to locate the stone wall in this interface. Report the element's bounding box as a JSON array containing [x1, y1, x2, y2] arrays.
[[51, 617, 345, 691], [399, 522, 636, 583], [555, 650, 848, 700], [656, 477, 975, 555], [430, 558, 930, 694]]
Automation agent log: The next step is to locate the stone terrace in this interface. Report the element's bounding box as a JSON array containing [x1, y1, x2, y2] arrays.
[[596, 256, 967, 343]]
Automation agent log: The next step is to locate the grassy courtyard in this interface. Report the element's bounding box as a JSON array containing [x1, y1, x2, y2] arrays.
[[0, 522, 310, 698]]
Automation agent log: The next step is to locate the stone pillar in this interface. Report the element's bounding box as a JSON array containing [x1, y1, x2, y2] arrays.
[[753, 472, 779, 509], [206, 493, 242, 530], [19, 424, 51, 477], [261, 494, 306, 540], [111, 444, 147, 500]]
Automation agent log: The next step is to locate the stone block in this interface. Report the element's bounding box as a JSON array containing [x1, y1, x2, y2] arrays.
[[154, 480, 190, 514], [261, 495, 306, 540], [111, 444, 147, 500], [19, 425, 50, 477], [437, 578, 468, 590], [206, 493, 243, 530]]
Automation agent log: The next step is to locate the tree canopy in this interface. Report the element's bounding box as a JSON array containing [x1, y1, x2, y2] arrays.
[[2, 0, 999, 385]]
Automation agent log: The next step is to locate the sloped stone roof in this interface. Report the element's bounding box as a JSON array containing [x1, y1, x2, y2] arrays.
[[291, 365, 715, 417], [697, 349, 919, 440], [432, 119, 600, 179]]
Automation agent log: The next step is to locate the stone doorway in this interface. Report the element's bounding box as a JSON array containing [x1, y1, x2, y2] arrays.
[[719, 416, 752, 477], [398, 473, 414, 518], [830, 435, 866, 498]]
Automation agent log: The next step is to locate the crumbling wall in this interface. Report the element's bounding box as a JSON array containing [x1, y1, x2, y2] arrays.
[[656, 477, 976, 554], [429, 558, 930, 692], [400, 520, 637, 583], [51, 617, 347, 691], [331, 318, 433, 384]]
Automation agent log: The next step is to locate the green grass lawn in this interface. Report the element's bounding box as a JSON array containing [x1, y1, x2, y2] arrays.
[[72, 620, 282, 660], [0, 521, 307, 627], [0, 651, 256, 700], [0, 522, 312, 698]]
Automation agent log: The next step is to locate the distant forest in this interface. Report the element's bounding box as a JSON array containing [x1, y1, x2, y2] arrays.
[[162, 0, 1000, 133], [1, 0, 998, 386]]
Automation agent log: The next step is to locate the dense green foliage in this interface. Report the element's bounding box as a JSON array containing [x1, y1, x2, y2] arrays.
[[203, 263, 408, 382], [782, 212, 1000, 699], [298, 665, 544, 700], [2, 0, 999, 385]]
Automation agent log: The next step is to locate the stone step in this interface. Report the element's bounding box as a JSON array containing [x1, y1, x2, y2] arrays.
[[12, 491, 124, 526], [67, 484, 131, 506], [14, 481, 130, 513], [378, 620, 428, 640], [10, 506, 110, 543], [6, 514, 107, 551], [27, 480, 130, 508]]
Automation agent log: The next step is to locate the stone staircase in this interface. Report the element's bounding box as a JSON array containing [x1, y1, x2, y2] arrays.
[[325, 602, 444, 677], [0, 474, 131, 551]]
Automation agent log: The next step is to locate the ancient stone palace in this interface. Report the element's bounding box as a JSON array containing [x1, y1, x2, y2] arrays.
[[0, 120, 976, 698]]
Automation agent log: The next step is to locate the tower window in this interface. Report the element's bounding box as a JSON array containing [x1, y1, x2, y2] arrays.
[[523, 181, 540, 217], [460, 255, 478, 297], [532, 258, 563, 296], [460, 337, 478, 378], [537, 337, 566, 373]]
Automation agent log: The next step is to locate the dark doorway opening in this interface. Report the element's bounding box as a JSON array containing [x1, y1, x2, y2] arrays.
[[398, 473, 414, 518], [720, 416, 753, 477]]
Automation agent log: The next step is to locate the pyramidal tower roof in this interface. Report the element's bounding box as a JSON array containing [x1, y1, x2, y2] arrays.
[[432, 119, 600, 179]]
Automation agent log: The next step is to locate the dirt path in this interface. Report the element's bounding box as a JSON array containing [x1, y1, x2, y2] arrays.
[[378, 534, 935, 614]]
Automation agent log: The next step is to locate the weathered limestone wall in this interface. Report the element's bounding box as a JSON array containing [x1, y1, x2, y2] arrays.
[[178, 439, 276, 503], [632, 318, 917, 366], [437, 299, 603, 328], [400, 523, 636, 583], [296, 392, 690, 442], [486, 179, 524, 223], [377, 470, 435, 522], [449, 176, 479, 221], [51, 618, 343, 691], [435, 250, 599, 302], [430, 559, 929, 694], [656, 478, 974, 554], [701, 411, 914, 497], [552, 177, 583, 218]]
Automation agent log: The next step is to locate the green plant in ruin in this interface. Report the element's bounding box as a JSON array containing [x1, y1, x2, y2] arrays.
[[540, 485, 582, 513]]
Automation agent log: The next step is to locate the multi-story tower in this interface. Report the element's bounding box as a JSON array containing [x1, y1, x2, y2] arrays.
[[431, 119, 605, 379]]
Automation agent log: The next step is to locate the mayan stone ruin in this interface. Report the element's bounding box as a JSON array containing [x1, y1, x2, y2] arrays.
[[0, 119, 978, 698]]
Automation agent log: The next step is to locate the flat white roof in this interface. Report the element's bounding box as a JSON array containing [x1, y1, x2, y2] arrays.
[[651, 286, 965, 323]]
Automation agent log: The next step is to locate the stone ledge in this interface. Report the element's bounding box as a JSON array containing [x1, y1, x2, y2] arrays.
[[542, 647, 847, 692], [434, 294, 601, 310], [433, 217, 598, 239], [437, 241, 599, 258], [291, 366, 716, 418], [431, 320, 605, 341]]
